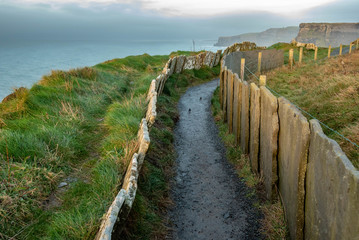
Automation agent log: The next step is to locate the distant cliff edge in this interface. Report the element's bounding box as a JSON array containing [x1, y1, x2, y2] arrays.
[[214, 26, 299, 47], [295, 23, 359, 47]]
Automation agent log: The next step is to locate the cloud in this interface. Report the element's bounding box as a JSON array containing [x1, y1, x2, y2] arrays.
[[0, 0, 357, 43], [3, 0, 339, 17]]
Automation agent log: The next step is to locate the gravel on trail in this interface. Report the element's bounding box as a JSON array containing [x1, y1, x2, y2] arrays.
[[168, 79, 263, 240]]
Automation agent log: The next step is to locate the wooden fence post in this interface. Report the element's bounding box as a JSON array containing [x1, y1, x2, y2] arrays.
[[314, 47, 318, 61], [289, 49, 294, 69], [241, 58, 245, 81], [357, 40, 358, 50], [259, 75, 266, 86], [328, 45, 331, 58], [299, 47, 303, 64], [339, 44, 343, 56], [257, 52, 262, 74], [349, 43, 353, 54]]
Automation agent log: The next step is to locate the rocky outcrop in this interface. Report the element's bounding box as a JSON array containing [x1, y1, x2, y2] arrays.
[[295, 23, 359, 47], [223, 42, 263, 56], [215, 26, 299, 47], [291, 39, 317, 50]]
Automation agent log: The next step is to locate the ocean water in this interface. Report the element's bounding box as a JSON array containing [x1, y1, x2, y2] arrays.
[[0, 39, 224, 100]]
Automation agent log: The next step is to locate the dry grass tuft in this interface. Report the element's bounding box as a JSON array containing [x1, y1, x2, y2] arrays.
[[260, 199, 288, 240]]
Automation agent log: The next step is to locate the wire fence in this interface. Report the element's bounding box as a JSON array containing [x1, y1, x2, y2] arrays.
[[239, 47, 359, 149]]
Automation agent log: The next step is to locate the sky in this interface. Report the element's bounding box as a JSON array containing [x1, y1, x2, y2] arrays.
[[0, 0, 358, 41]]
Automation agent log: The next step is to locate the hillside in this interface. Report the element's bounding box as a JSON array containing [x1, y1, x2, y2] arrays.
[[214, 26, 299, 47], [296, 22, 359, 47], [0, 51, 219, 239], [263, 49, 359, 168]]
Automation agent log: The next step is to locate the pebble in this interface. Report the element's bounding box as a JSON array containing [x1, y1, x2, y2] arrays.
[[58, 182, 68, 188]]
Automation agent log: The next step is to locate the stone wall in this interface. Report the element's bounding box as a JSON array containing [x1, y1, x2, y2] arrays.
[[259, 87, 279, 200], [220, 62, 359, 240], [95, 50, 221, 240], [278, 98, 310, 240], [240, 81, 250, 154], [232, 74, 241, 145], [249, 83, 260, 173], [305, 120, 359, 240]]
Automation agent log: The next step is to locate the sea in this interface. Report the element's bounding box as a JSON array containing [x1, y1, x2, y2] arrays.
[[0, 39, 225, 100]]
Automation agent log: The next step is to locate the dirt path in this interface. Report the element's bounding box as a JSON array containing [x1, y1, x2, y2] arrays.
[[168, 79, 262, 240]]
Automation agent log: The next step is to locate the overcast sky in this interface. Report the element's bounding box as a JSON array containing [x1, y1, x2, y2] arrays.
[[0, 0, 358, 41]]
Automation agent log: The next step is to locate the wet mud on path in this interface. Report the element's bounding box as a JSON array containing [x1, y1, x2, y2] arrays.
[[168, 79, 262, 240]]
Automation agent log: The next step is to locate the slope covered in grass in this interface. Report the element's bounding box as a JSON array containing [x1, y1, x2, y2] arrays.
[[0, 52, 192, 239], [263, 50, 359, 168], [268, 42, 333, 65]]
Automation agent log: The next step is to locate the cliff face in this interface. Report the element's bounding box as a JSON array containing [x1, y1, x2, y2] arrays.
[[296, 23, 359, 47], [214, 26, 299, 47]]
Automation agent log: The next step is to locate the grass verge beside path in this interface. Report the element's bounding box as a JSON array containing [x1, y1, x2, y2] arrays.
[[121, 66, 220, 239], [211, 88, 289, 240], [0, 52, 195, 239]]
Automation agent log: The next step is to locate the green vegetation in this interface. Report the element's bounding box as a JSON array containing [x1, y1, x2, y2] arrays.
[[268, 42, 331, 65], [262, 49, 359, 168], [0, 51, 211, 239], [211, 88, 289, 240], [121, 65, 220, 239]]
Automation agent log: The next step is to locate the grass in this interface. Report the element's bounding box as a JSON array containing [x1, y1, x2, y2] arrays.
[[268, 42, 331, 65], [0, 53, 173, 239], [259, 49, 359, 169], [211, 87, 289, 239], [120, 65, 220, 239]]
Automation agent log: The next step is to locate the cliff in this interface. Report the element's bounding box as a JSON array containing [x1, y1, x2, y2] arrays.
[[295, 23, 359, 47], [214, 26, 299, 47]]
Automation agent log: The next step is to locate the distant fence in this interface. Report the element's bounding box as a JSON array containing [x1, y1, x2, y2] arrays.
[[220, 46, 359, 240], [223, 49, 284, 80], [95, 49, 222, 240]]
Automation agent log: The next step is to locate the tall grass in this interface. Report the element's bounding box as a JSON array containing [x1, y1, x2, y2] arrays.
[[263, 49, 359, 168], [0, 53, 171, 239]]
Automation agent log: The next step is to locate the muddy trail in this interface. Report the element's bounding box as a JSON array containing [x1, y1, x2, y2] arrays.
[[168, 79, 263, 240]]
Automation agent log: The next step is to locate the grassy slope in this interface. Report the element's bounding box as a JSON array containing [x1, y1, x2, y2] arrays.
[[262, 49, 359, 168], [0, 52, 197, 239], [268, 42, 331, 65], [121, 66, 220, 239]]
